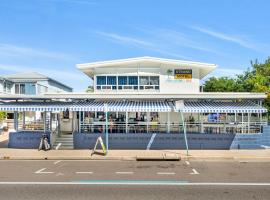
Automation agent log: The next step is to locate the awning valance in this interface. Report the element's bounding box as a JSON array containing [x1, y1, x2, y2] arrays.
[[0, 101, 172, 112], [0, 100, 266, 113], [107, 101, 172, 112], [177, 101, 267, 113]]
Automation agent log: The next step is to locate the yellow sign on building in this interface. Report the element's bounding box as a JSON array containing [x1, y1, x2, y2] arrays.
[[174, 69, 192, 79]]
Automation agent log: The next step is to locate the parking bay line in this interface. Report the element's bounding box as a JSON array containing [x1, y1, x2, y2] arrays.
[[190, 169, 199, 175], [35, 168, 54, 174], [157, 172, 176, 175], [76, 172, 93, 174], [54, 160, 62, 165], [115, 172, 134, 174]]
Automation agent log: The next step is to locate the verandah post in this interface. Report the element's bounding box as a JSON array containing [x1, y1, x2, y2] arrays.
[[180, 112, 189, 156], [105, 103, 109, 152]]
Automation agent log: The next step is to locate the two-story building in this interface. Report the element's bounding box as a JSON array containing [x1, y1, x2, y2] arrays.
[[0, 72, 72, 95], [0, 57, 269, 150]]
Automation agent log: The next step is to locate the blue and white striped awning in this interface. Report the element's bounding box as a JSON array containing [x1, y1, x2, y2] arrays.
[[107, 101, 172, 112], [69, 101, 104, 112], [0, 101, 172, 112], [0, 102, 72, 112], [177, 101, 268, 113]]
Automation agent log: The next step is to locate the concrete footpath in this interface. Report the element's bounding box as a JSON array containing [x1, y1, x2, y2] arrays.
[[1, 148, 270, 161]]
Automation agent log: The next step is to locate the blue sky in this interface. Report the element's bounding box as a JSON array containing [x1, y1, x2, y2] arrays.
[[0, 0, 270, 91]]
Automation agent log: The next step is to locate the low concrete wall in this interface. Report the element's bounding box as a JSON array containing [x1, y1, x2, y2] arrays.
[[8, 131, 51, 149], [73, 126, 270, 150]]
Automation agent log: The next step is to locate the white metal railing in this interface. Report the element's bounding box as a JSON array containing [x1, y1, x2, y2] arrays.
[[79, 121, 265, 134]]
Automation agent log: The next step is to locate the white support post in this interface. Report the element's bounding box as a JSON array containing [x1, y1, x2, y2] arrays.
[[146, 112, 150, 133], [57, 113, 61, 137], [241, 113, 244, 134], [50, 112, 52, 131], [180, 112, 189, 156], [105, 103, 108, 152], [125, 111, 128, 133], [79, 111, 81, 133], [248, 113, 250, 134], [43, 111, 47, 133], [14, 111, 18, 131], [167, 112, 170, 133], [200, 113, 204, 133], [22, 111, 25, 130]]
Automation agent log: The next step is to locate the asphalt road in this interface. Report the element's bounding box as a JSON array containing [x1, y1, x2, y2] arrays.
[[0, 159, 270, 199]]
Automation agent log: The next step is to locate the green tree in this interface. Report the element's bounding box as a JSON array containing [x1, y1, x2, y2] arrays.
[[0, 112, 7, 122], [203, 77, 238, 92], [203, 57, 270, 115]]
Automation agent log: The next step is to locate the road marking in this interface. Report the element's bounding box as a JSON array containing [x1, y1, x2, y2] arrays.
[[157, 172, 175, 175], [185, 161, 190, 165], [76, 172, 93, 174], [190, 169, 199, 175], [1, 181, 270, 186], [54, 160, 62, 165], [115, 172, 134, 174], [34, 168, 54, 174], [55, 143, 62, 150]]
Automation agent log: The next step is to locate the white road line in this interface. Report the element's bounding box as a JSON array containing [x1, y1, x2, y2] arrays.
[[185, 161, 190, 165], [115, 172, 134, 174], [34, 168, 54, 174], [54, 160, 62, 165], [157, 172, 176, 175], [55, 143, 62, 150], [1, 182, 270, 186], [190, 168, 199, 175], [76, 172, 93, 174]]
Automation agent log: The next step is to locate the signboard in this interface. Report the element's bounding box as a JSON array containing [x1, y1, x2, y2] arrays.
[[174, 69, 192, 79], [91, 136, 107, 155], [175, 100, 184, 111]]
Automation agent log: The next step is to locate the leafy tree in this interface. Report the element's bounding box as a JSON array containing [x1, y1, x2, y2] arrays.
[[0, 112, 7, 122], [203, 57, 270, 115], [203, 77, 238, 92]]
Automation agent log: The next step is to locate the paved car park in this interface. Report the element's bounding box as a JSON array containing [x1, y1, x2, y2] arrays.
[[0, 159, 270, 199]]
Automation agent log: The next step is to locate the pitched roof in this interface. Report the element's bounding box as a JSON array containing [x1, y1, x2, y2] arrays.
[[1, 72, 72, 90], [76, 56, 217, 79]]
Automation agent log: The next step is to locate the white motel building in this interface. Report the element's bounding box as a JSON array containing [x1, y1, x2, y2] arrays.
[[0, 56, 269, 150]]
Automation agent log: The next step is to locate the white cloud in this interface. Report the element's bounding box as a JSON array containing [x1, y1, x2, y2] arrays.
[[0, 43, 78, 61], [95, 31, 191, 59], [190, 26, 268, 52], [95, 31, 154, 47]]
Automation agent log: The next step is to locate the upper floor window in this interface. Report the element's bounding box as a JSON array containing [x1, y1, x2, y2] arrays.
[[118, 76, 127, 85], [96, 75, 159, 91], [107, 76, 116, 85], [15, 83, 36, 95], [3, 82, 12, 93], [97, 76, 106, 85]]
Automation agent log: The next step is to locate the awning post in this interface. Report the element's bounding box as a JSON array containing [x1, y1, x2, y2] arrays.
[[125, 111, 128, 133], [78, 111, 81, 133], [167, 112, 170, 133], [22, 111, 25, 130], [14, 111, 18, 131], [180, 111, 189, 156], [44, 111, 47, 133], [105, 104, 109, 153]]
